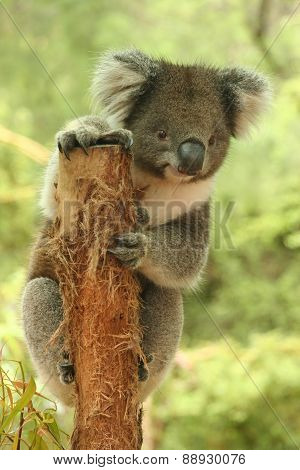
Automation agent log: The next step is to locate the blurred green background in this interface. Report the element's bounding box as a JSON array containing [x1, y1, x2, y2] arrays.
[[0, 0, 300, 450]]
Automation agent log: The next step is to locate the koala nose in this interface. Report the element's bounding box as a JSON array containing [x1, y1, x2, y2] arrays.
[[177, 139, 206, 175]]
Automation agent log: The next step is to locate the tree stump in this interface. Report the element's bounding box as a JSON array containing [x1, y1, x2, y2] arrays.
[[51, 145, 143, 449]]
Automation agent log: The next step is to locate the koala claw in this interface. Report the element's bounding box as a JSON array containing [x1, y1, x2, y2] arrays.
[[108, 232, 148, 268], [57, 353, 75, 385], [138, 354, 154, 382], [56, 127, 133, 159], [115, 131, 133, 150], [135, 205, 150, 227], [95, 129, 133, 150]]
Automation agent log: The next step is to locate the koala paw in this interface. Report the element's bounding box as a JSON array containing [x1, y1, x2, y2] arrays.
[[108, 232, 148, 268], [138, 354, 154, 382], [56, 127, 133, 160], [57, 353, 75, 385]]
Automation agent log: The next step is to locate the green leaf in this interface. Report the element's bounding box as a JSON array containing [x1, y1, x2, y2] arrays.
[[33, 433, 49, 450], [47, 419, 61, 446], [11, 430, 20, 450], [0, 377, 36, 433]]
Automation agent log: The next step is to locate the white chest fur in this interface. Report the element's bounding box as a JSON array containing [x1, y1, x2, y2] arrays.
[[132, 166, 214, 226]]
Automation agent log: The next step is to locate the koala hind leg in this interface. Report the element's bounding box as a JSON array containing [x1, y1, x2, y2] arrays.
[[138, 279, 183, 401], [22, 277, 75, 406]]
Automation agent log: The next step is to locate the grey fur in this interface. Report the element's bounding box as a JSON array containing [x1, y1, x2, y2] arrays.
[[91, 49, 159, 128], [22, 277, 75, 406], [138, 277, 183, 400], [23, 49, 269, 406]]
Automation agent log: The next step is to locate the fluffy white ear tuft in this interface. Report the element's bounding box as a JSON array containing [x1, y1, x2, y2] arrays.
[[219, 68, 271, 137], [234, 88, 271, 137], [91, 49, 158, 129]]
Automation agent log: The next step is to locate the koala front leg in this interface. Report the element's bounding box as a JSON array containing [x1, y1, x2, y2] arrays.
[[110, 201, 210, 289], [138, 278, 183, 401], [40, 115, 133, 220], [56, 119, 133, 159], [22, 277, 75, 406]]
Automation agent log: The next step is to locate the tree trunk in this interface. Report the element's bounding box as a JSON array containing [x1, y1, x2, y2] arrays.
[[51, 145, 143, 450]]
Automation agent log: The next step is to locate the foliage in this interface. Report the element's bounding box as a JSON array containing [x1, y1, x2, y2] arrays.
[[153, 334, 300, 450], [0, 0, 299, 450], [0, 358, 69, 449]]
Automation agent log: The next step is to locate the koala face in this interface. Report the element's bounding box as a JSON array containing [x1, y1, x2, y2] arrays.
[[92, 50, 270, 183], [125, 64, 232, 182]]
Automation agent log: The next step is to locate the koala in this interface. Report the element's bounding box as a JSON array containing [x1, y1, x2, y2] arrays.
[[22, 49, 269, 406]]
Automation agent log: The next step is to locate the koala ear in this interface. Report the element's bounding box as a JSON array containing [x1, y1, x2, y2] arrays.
[[91, 49, 159, 128], [219, 68, 271, 137]]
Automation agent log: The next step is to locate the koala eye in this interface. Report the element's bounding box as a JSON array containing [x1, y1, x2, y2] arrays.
[[208, 135, 216, 146], [157, 130, 167, 140]]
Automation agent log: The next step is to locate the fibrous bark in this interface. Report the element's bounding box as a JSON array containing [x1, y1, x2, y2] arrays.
[[50, 145, 143, 450]]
